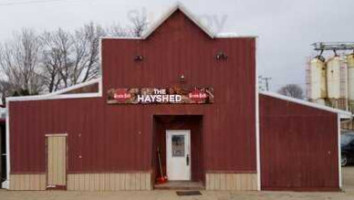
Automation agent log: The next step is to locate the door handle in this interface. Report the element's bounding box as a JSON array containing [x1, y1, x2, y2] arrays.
[[186, 154, 189, 166]]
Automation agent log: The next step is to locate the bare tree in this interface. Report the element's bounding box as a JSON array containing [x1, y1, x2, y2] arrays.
[[40, 23, 106, 92], [0, 80, 14, 104], [71, 22, 106, 84], [0, 19, 144, 101], [130, 15, 148, 37], [50, 28, 73, 88], [0, 29, 43, 96], [40, 29, 70, 92], [107, 23, 129, 37], [278, 84, 304, 99]]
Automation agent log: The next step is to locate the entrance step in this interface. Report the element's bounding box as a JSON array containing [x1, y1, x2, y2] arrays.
[[154, 181, 204, 190]]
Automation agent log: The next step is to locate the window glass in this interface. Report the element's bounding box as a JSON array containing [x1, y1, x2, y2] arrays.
[[172, 135, 185, 157]]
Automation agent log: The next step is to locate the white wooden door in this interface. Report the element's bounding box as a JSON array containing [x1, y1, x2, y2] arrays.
[[166, 130, 191, 181]]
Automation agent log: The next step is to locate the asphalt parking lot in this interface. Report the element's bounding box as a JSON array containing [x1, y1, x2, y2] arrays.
[[1, 167, 354, 200]]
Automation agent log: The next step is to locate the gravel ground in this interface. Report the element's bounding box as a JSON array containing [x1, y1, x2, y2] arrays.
[[1, 167, 354, 200]]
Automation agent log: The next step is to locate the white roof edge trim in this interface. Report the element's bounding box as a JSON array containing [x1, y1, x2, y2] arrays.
[[216, 33, 239, 38], [142, 2, 215, 39], [100, 3, 255, 40], [6, 93, 101, 102], [100, 32, 259, 40], [101, 34, 258, 40], [260, 91, 352, 119], [215, 33, 258, 38], [101, 36, 141, 40], [6, 77, 102, 102]]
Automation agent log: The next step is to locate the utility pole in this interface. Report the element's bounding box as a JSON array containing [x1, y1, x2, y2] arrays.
[[259, 76, 272, 91]]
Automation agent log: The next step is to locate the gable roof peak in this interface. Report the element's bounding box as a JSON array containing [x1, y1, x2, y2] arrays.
[[141, 2, 215, 39], [101, 3, 250, 40]]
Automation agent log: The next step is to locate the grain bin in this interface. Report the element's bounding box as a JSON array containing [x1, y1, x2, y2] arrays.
[[347, 53, 354, 111], [306, 57, 327, 101], [326, 56, 348, 110], [326, 56, 347, 99]]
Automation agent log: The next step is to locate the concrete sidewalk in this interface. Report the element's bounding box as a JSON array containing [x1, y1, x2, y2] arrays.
[[1, 189, 353, 200], [1, 167, 354, 200]]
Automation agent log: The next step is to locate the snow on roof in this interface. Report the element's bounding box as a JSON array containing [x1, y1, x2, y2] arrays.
[[102, 3, 254, 40], [142, 2, 215, 39]]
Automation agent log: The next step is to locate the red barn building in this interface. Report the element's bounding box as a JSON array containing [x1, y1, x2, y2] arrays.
[[2, 5, 351, 191]]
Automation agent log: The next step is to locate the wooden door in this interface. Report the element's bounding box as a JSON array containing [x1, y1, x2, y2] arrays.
[[46, 134, 67, 189], [166, 130, 191, 180]]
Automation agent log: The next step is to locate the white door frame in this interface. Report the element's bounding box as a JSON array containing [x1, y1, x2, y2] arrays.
[[166, 130, 191, 181]]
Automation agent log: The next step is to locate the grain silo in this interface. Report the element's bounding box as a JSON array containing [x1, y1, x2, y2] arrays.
[[326, 55, 348, 110], [347, 53, 354, 111], [306, 56, 327, 104]]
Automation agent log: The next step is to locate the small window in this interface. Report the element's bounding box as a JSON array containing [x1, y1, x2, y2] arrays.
[[172, 135, 185, 157]]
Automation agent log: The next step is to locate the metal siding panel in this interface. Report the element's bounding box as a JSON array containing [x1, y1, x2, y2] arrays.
[[10, 10, 256, 178], [9, 174, 46, 190], [260, 94, 339, 190]]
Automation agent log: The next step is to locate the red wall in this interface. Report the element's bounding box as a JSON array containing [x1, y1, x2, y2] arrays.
[[260, 94, 339, 190], [10, 10, 256, 175]]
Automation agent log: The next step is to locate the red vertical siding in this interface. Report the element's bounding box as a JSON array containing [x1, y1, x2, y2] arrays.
[[10, 10, 256, 175], [260, 94, 339, 190], [102, 10, 256, 172]]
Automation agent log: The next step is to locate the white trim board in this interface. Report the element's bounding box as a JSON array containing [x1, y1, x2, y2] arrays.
[[6, 78, 102, 102], [2, 105, 10, 189], [259, 91, 352, 119], [255, 38, 261, 191], [45, 133, 68, 137], [338, 115, 342, 189], [101, 3, 257, 40]]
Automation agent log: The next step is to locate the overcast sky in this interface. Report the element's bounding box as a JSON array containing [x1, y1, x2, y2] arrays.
[[0, 0, 353, 91]]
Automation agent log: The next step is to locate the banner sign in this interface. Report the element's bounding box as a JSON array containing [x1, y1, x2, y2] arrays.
[[107, 87, 214, 104]]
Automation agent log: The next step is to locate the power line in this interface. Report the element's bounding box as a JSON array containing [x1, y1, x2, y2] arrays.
[[258, 75, 272, 91]]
